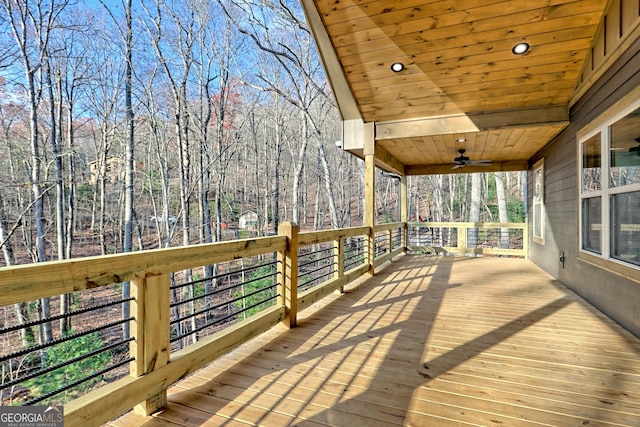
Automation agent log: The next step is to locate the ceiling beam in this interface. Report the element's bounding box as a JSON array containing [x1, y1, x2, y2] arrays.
[[299, 0, 361, 121], [375, 106, 569, 140], [406, 160, 529, 176], [375, 145, 406, 176]]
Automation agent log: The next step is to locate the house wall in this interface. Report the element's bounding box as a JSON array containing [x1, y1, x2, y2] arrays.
[[529, 35, 640, 338]]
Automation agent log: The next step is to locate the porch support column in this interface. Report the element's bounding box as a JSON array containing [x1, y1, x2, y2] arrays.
[[131, 273, 170, 415], [278, 222, 299, 328], [363, 123, 376, 275], [401, 174, 408, 252]]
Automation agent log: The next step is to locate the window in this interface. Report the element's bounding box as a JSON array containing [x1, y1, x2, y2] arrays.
[[532, 159, 544, 244], [578, 105, 640, 270]]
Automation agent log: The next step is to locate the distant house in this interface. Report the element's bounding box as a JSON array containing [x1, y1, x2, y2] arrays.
[[238, 210, 258, 230], [88, 157, 144, 185]]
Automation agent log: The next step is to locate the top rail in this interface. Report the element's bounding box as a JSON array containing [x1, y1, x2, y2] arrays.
[[0, 236, 286, 307], [372, 222, 404, 233], [298, 226, 369, 246]]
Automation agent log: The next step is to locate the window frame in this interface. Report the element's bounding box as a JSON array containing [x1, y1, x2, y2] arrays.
[[532, 158, 545, 245], [577, 91, 640, 280]]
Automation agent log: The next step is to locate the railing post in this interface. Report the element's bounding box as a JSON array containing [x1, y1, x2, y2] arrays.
[[278, 222, 298, 328], [387, 229, 393, 253], [130, 273, 170, 415], [334, 237, 345, 294], [458, 224, 468, 254], [401, 175, 408, 253]]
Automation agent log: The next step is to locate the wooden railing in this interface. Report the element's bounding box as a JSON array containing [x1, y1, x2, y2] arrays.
[[0, 220, 524, 426], [408, 221, 527, 257]]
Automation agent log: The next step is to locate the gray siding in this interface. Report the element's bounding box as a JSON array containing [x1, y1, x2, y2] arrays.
[[529, 37, 640, 338]]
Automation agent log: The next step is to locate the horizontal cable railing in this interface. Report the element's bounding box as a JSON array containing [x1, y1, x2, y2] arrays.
[[0, 283, 133, 407], [298, 243, 336, 292], [169, 256, 279, 350]]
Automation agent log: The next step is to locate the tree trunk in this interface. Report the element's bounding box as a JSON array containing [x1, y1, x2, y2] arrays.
[[468, 173, 482, 252], [292, 114, 309, 225], [120, 0, 134, 340], [317, 137, 339, 228], [0, 191, 34, 347], [495, 172, 510, 249]]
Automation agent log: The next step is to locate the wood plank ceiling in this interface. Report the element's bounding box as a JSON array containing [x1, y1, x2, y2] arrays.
[[302, 0, 609, 174]]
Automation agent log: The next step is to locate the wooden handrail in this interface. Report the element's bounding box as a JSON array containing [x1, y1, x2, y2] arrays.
[[372, 221, 403, 232], [0, 236, 287, 307], [407, 221, 527, 257]]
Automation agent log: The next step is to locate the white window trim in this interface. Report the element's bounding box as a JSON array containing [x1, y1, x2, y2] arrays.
[[532, 158, 545, 245], [577, 85, 640, 280]]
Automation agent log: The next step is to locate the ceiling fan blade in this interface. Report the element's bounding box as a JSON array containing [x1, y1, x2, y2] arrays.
[[468, 160, 492, 166], [452, 164, 464, 169]]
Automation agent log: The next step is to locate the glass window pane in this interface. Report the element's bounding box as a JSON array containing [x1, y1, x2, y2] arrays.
[[611, 191, 640, 266], [582, 133, 601, 192], [582, 197, 601, 254], [533, 203, 542, 237], [533, 163, 543, 239], [610, 107, 640, 188]]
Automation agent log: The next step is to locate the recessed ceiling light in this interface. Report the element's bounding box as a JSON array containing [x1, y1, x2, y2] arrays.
[[512, 42, 530, 55], [390, 62, 405, 72]]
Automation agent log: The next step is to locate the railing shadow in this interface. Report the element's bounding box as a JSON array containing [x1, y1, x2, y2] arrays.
[[154, 255, 577, 426]]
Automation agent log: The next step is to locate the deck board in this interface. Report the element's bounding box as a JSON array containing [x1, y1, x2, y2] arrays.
[[110, 255, 640, 426]]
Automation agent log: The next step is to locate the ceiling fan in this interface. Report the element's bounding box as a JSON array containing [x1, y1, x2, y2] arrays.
[[611, 137, 640, 157], [630, 137, 640, 155], [452, 148, 492, 169]]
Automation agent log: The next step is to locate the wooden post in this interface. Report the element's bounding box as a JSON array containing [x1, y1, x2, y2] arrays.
[[278, 222, 299, 328], [130, 273, 170, 415], [458, 224, 468, 254], [401, 175, 408, 253], [334, 238, 345, 294], [364, 127, 376, 274]]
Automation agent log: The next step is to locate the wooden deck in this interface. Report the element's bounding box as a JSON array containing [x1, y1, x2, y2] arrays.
[[110, 255, 640, 426]]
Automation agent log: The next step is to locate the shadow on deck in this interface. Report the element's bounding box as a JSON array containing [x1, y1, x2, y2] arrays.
[[111, 255, 640, 426]]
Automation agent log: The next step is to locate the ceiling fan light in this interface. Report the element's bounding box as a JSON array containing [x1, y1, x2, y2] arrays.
[[390, 62, 405, 72], [512, 42, 530, 55]]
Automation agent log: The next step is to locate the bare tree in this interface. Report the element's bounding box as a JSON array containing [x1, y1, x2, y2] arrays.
[[495, 172, 510, 249], [1, 0, 72, 344]]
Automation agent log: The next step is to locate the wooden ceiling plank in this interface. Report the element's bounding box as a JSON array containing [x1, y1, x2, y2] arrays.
[[331, 7, 600, 48], [342, 37, 593, 77], [354, 72, 578, 104], [335, 14, 598, 56], [346, 52, 587, 96], [356, 78, 577, 108], [321, 0, 503, 28], [325, 0, 604, 37], [337, 25, 598, 68], [480, 130, 503, 160], [350, 62, 579, 94]]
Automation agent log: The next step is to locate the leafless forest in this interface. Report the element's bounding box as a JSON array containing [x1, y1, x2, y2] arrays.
[[0, 0, 526, 268]]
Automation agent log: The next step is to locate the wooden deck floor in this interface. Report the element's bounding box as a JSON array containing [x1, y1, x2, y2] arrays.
[[111, 255, 640, 426]]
